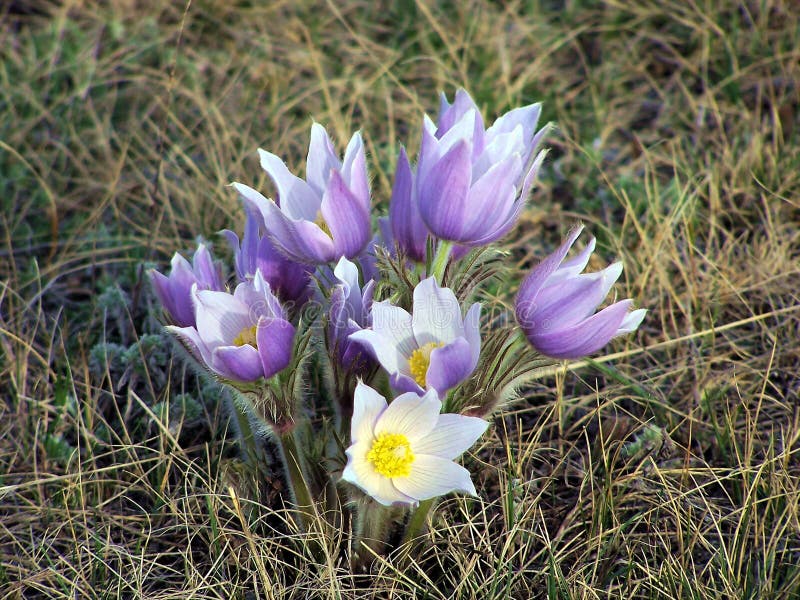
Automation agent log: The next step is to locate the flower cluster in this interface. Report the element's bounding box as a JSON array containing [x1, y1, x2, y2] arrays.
[[149, 90, 646, 552]]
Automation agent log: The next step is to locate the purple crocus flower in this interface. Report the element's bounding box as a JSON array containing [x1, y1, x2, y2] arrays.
[[350, 277, 481, 395], [328, 257, 375, 372], [150, 243, 224, 327], [416, 89, 548, 247], [166, 270, 296, 382], [515, 225, 646, 359], [221, 205, 314, 307], [232, 124, 372, 265]]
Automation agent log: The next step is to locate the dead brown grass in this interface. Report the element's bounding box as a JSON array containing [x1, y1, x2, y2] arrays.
[[1, 0, 799, 598]]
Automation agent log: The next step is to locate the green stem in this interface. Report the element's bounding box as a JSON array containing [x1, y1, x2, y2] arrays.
[[401, 497, 435, 547], [430, 240, 453, 283]]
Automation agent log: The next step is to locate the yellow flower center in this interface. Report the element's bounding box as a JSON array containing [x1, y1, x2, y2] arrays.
[[314, 210, 332, 238], [367, 433, 415, 478], [233, 325, 258, 348], [408, 342, 445, 387]]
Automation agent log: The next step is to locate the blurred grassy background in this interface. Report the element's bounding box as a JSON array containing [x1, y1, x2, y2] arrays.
[[1, 0, 799, 597]]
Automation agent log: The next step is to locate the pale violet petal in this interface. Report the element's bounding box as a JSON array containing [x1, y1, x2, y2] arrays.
[[257, 149, 320, 220], [349, 329, 405, 376], [212, 344, 264, 382], [351, 382, 388, 445], [411, 277, 464, 346], [369, 301, 417, 359], [463, 303, 481, 367], [413, 414, 488, 459], [425, 337, 477, 394], [528, 299, 633, 359], [306, 123, 340, 195], [393, 454, 477, 501], [616, 308, 647, 335], [373, 389, 441, 443], [193, 287, 252, 350]]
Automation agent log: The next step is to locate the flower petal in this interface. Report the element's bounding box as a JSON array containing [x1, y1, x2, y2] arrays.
[[436, 89, 483, 139], [515, 225, 585, 326], [236, 182, 335, 263], [349, 329, 406, 377], [418, 140, 473, 241], [411, 277, 464, 346], [257, 150, 319, 220], [373, 389, 441, 443], [529, 262, 623, 330], [341, 132, 370, 211], [528, 299, 634, 359], [366, 301, 417, 360], [212, 344, 264, 381], [393, 454, 477, 501], [486, 102, 542, 147], [616, 308, 647, 335], [305, 123, 340, 195], [459, 154, 522, 243], [351, 382, 388, 444], [519, 146, 547, 201], [463, 302, 482, 367], [320, 169, 371, 259], [193, 287, 252, 349], [389, 372, 425, 395], [425, 337, 477, 394], [413, 413, 488, 459], [256, 316, 295, 378], [548, 235, 596, 285], [389, 147, 427, 262], [165, 324, 210, 366]]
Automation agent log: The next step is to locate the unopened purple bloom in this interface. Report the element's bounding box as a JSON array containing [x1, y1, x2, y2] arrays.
[[233, 124, 372, 265], [328, 257, 375, 371], [515, 225, 646, 359], [150, 243, 224, 327], [416, 89, 548, 246], [350, 277, 481, 395], [167, 270, 296, 382], [222, 206, 314, 306]]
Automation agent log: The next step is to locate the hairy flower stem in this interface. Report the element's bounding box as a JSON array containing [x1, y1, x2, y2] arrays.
[[352, 500, 396, 570], [229, 395, 268, 475], [430, 240, 453, 283], [277, 426, 317, 530]]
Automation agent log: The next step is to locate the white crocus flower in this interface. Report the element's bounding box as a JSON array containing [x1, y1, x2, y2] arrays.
[[342, 382, 488, 506]]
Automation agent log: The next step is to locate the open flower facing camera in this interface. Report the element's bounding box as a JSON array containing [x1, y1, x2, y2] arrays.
[[350, 276, 481, 395], [342, 383, 487, 506], [150, 89, 645, 566]]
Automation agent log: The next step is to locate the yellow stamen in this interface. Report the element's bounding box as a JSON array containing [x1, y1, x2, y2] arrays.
[[408, 341, 445, 387], [367, 433, 414, 478], [314, 210, 332, 238], [233, 325, 258, 348]]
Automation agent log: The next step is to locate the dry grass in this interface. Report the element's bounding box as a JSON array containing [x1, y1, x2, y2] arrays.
[[2, 0, 799, 597]]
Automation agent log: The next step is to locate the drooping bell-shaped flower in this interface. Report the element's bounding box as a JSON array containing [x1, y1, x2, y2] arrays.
[[341, 382, 488, 506], [350, 277, 481, 395], [221, 205, 314, 306], [416, 89, 548, 247], [233, 124, 372, 265], [328, 257, 375, 372], [150, 243, 224, 327], [515, 225, 646, 359], [166, 270, 296, 382]]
